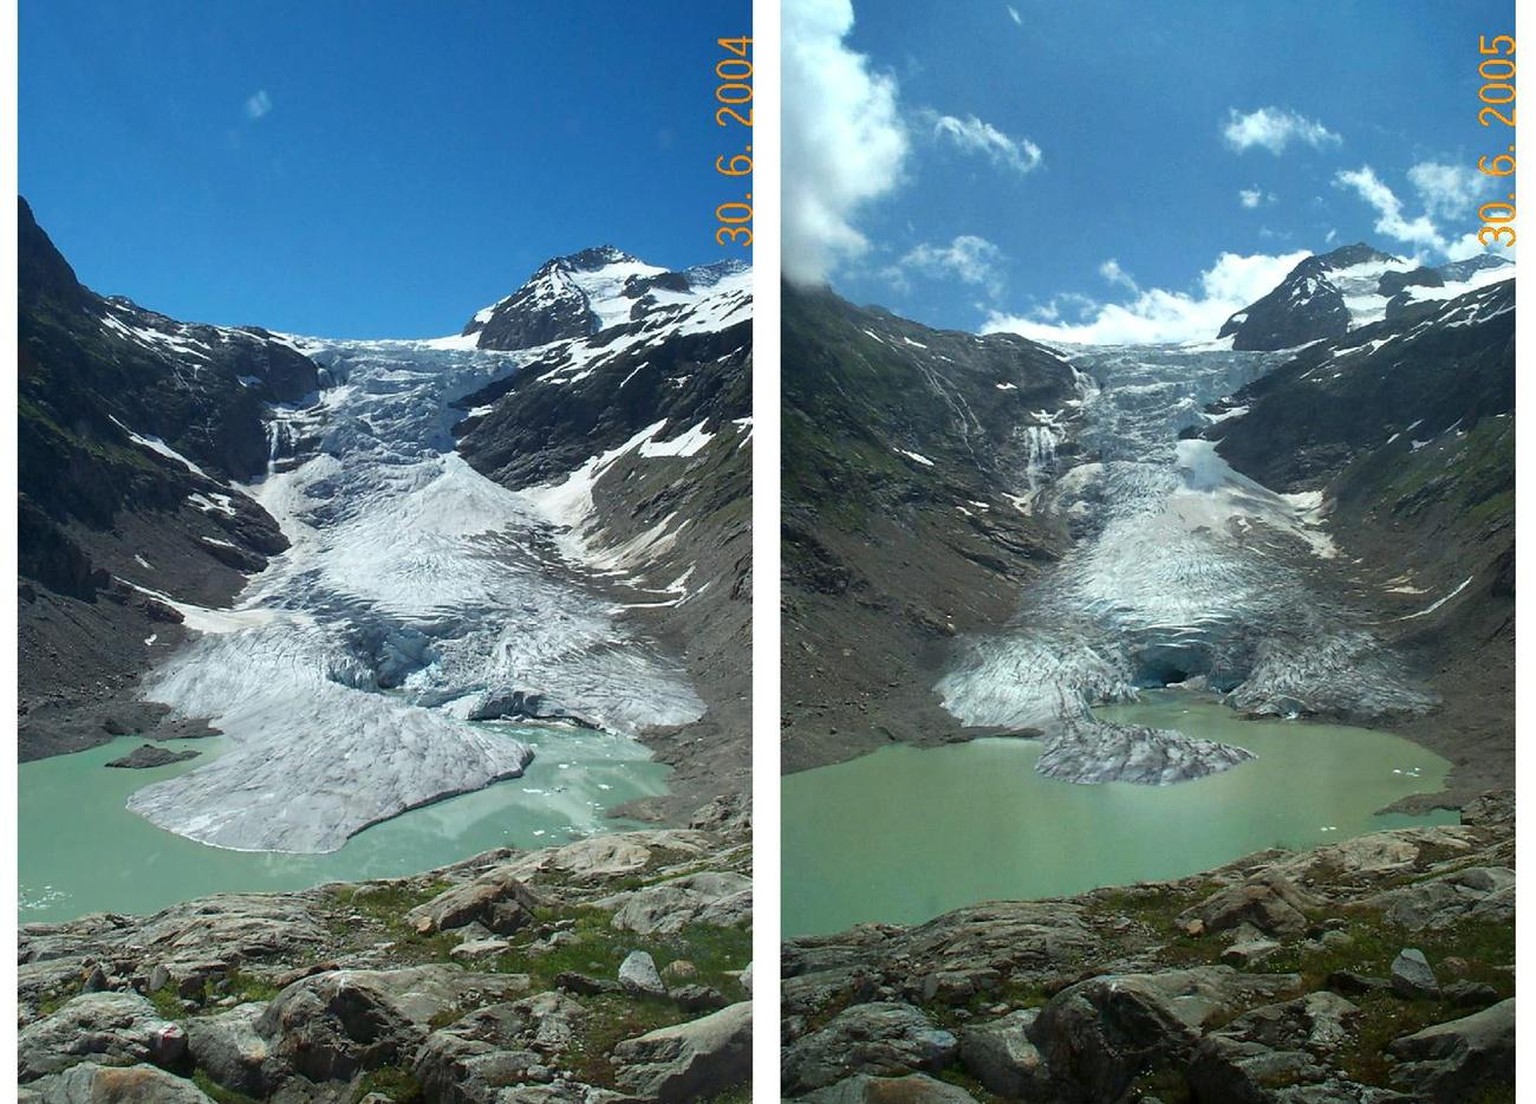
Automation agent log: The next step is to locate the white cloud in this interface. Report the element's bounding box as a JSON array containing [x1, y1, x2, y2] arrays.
[[983, 250, 1309, 346], [885, 235, 1005, 296], [924, 111, 1043, 176], [1007, 5, 1022, 24], [1222, 106, 1340, 154], [1239, 188, 1277, 209], [245, 90, 272, 120], [784, 0, 909, 285], [1098, 258, 1138, 292], [1334, 165, 1446, 253], [1407, 161, 1494, 220]]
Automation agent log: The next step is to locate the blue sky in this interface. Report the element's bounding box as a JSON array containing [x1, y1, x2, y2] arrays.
[[784, 0, 1516, 342], [20, 1, 753, 337]]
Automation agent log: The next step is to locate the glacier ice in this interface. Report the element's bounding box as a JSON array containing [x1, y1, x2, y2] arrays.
[[128, 337, 704, 853], [939, 343, 1432, 785]]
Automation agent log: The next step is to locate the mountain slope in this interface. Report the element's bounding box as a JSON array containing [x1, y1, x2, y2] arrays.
[[1204, 275, 1515, 804], [1218, 241, 1512, 350], [18, 197, 322, 759], [781, 282, 1082, 771], [454, 254, 753, 817]]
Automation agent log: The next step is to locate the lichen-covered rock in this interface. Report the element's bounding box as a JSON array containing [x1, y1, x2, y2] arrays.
[[24, 1062, 214, 1103], [618, 950, 668, 997], [782, 1002, 957, 1094], [1389, 949, 1439, 1000], [958, 1009, 1049, 1099], [603, 871, 752, 935], [184, 1002, 280, 1099], [254, 970, 424, 1082], [17, 992, 187, 1082], [1180, 875, 1320, 939]]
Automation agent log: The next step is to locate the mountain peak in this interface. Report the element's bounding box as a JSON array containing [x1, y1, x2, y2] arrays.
[[1313, 242, 1401, 269], [556, 244, 640, 271]]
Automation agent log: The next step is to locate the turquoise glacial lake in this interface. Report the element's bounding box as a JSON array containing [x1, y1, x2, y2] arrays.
[[19, 725, 670, 923], [783, 692, 1458, 937]]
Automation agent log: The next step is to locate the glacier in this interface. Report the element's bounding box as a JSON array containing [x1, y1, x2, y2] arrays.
[[126, 335, 707, 854], [938, 342, 1433, 784]]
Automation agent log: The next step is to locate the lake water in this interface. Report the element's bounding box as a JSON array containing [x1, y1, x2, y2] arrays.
[[783, 692, 1458, 936], [18, 724, 670, 923]]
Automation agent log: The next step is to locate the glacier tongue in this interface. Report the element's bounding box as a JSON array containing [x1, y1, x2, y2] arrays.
[[128, 338, 703, 854], [939, 342, 1431, 784]]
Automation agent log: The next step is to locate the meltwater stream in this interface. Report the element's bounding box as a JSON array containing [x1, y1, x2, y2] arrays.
[[120, 338, 702, 855], [939, 343, 1432, 783]]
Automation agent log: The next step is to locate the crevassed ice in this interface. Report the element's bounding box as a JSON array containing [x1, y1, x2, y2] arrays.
[[128, 339, 703, 854], [940, 343, 1430, 780]]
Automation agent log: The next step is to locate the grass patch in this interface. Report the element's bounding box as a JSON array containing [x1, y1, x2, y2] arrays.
[[563, 992, 682, 1088], [351, 1065, 424, 1103], [191, 1070, 260, 1104]]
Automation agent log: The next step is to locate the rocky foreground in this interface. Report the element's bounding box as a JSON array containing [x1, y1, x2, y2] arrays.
[[17, 798, 752, 1103], [781, 792, 1513, 1103]]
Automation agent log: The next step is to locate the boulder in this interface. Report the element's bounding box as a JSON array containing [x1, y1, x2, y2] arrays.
[[782, 1002, 958, 1094], [1389, 949, 1438, 1000], [611, 1000, 752, 1103], [800, 1072, 981, 1102], [254, 970, 424, 1082], [1180, 875, 1319, 939], [403, 870, 541, 936], [413, 1003, 544, 1104], [1027, 968, 1296, 1102], [603, 871, 753, 935], [24, 1061, 214, 1103], [17, 992, 187, 1082], [1366, 867, 1515, 931], [184, 1002, 280, 1099], [1219, 992, 1360, 1055], [618, 950, 668, 997], [958, 1008, 1049, 1098], [1187, 1036, 1331, 1103], [1387, 998, 1515, 1103]]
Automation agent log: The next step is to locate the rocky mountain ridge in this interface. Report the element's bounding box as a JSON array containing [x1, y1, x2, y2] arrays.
[[19, 197, 325, 760], [1217, 243, 1512, 351]]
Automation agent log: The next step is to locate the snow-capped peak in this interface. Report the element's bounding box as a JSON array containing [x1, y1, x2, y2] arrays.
[[460, 247, 749, 352], [1219, 242, 1513, 350]]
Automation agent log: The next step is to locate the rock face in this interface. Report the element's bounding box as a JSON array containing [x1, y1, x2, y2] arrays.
[[780, 793, 1515, 1102], [17, 817, 753, 1102], [780, 282, 1082, 772]]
